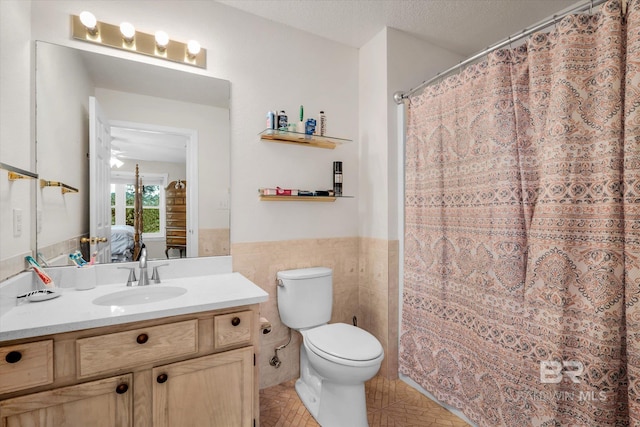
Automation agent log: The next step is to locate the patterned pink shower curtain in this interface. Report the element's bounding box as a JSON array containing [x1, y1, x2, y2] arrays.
[[400, 1, 639, 425], [624, 1, 640, 425]]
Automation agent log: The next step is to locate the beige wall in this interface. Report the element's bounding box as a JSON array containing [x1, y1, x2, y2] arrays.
[[0, 0, 34, 281], [233, 236, 398, 388], [359, 237, 399, 379], [233, 237, 359, 389], [199, 228, 230, 257], [2, 0, 360, 278], [0, 0, 468, 387]]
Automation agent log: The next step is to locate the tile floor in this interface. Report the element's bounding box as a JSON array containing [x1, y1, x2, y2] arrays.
[[260, 375, 471, 427]]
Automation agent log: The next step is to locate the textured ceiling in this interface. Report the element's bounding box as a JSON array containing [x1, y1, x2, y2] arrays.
[[216, 0, 581, 56]]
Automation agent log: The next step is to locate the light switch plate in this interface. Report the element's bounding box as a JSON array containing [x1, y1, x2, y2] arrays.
[[13, 208, 22, 237]]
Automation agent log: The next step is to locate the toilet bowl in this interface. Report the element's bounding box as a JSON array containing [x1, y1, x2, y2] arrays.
[[276, 268, 384, 427], [300, 323, 384, 427]]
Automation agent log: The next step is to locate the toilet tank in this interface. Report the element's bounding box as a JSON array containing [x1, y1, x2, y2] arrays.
[[277, 267, 332, 329]]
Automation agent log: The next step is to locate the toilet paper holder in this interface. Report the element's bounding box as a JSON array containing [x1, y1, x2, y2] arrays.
[[260, 317, 272, 335]]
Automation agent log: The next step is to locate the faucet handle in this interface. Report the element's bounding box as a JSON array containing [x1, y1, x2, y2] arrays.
[[151, 264, 169, 283], [118, 267, 137, 286]]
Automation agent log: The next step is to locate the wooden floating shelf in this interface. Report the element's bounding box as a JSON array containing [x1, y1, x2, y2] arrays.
[[260, 195, 336, 202], [259, 129, 351, 150]]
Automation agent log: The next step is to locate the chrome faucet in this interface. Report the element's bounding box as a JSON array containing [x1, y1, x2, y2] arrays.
[[138, 247, 150, 286]]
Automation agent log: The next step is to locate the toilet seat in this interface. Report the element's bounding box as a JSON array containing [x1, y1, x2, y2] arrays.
[[305, 323, 383, 366]]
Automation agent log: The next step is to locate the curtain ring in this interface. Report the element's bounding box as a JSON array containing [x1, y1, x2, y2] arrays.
[[590, 0, 594, 15]]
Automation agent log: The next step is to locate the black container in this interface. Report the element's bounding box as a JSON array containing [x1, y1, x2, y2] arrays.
[[333, 161, 343, 196], [278, 110, 288, 130]]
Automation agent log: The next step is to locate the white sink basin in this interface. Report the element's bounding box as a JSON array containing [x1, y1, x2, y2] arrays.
[[92, 286, 187, 306]]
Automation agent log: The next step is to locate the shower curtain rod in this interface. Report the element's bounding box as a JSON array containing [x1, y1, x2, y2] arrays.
[[394, 0, 610, 104]]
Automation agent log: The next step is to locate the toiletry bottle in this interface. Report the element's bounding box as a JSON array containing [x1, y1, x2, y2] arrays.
[[319, 111, 326, 136], [266, 111, 275, 129], [278, 110, 288, 130], [305, 118, 316, 135], [333, 161, 343, 196], [296, 105, 305, 133]]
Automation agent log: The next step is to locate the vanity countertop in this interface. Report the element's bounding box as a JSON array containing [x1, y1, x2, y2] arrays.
[[0, 272, 268, 342]]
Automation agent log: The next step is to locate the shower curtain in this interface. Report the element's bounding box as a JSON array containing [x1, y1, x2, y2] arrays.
[[400, 1, 640, 425]]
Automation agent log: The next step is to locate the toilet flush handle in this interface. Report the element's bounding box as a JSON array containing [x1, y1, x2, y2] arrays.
[[276, 278, 284, 287]]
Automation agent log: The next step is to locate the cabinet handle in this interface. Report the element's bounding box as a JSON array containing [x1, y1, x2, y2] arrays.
[[115, 383, 129, 394], [231, 317, 241, 326], [157, 373, 168, 384], [5, 351, 22, 364], [137, 333, 149, 344]]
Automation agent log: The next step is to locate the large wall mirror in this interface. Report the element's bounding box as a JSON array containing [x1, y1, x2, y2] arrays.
[[35, 41, 230, 265]]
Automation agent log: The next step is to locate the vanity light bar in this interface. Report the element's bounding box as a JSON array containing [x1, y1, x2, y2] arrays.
[[71, 14, 206, 69]]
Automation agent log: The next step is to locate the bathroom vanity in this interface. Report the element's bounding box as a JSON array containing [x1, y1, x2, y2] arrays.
[[0, 268, 268, 427]]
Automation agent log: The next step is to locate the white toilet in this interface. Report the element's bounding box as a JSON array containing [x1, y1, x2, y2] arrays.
[[276, 267, 384, 427]]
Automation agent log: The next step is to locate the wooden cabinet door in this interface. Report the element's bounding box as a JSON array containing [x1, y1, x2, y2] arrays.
[[153, 346, 253, 427], [0, 374, 132, 427]]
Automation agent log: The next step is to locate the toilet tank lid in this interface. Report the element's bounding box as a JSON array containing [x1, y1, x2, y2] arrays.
[[277, 267, 332, 280]]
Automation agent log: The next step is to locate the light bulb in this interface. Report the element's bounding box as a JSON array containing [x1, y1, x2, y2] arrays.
[[79, 11, 98, 35], [79, 11, 96, 29], [120, 22, 135, 42], [155, 31, 169, 48], [187, 40, 201, 56]]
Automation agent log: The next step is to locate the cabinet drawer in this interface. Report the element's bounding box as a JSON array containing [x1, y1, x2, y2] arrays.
[[166, 197, 186, 205], [166, 189, 186, 198], [166, 205, 186, 213], [0, 340, 54, 394], [166, 212, 186, 221], [167, 219, 187, 228], [76, 320, 198, 378], [214, 312, 252, 349], [166, 228, 186, 238]]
